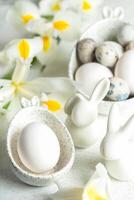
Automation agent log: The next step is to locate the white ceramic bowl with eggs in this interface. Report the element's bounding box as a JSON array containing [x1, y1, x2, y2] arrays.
[[69, 14, 134, 122], [7, 106, 75, 187]]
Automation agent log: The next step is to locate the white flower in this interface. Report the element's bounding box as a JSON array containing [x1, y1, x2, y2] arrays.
[[26, 10, 80, 66], [50, 163, 112, 200], [2, 37, 43, 63], [39, 0, 63, 16], [27, 10, 80, 41], [0, 60, 75, 118], [40, 92, 67, 120], [0, 37, 43, 78], [62, 0, 102, 13], [83, 163, 112, 200], [7, 0, 40, 32]]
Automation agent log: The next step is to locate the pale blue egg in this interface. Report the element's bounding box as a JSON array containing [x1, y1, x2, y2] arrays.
[[107, 77, 130, 101]]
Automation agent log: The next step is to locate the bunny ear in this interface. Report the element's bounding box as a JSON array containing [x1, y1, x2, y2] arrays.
[[90, 78, 110, 102], [122, 114, 134, 138], [64, 93, 82, 115], [74, 81, 90, 99], [103, 6, 113, 19], [107, 104, 120, 134], [114, 7, 124, 19]]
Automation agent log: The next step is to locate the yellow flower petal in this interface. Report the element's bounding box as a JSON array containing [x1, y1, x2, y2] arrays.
[[42, 36, 51, 52], [42, 99, 62, 112], [22, 14, 35, 24], [51, 3, 61, 11], [87, 187, 107, 200], [53, 20, 70, 31], [18, 39, 30, 60], [82, 0, 92, 11]]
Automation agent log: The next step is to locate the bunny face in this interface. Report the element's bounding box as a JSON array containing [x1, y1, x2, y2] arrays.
[[71, 95, 98, 127], [101, 104, 134, 161], [65, 78, 110, 128]]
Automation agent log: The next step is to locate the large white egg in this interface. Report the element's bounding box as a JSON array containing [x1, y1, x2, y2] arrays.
[[75, 63, 113, 96], [115, 50, 134, 95], [17, 122, 60, 173]]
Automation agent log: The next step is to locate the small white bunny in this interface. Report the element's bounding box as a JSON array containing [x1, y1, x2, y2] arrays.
[[64, 78, 110, 148], [101, 104, 134, 181]]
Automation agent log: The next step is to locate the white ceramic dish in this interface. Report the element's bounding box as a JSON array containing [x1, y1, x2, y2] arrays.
[[7, 106, 75, 187], [69, 16, 134, 119]]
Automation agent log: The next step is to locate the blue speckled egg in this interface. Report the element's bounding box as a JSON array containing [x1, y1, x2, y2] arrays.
[[106, 77, 130, 101]]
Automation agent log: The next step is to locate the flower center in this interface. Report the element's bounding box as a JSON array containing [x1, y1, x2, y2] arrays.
[[87, 187, 107, 200], [53, 20, 70, 31], [42, 36, 51, 52], [18, 39, 30, 60], [51, 3, 61, 11], [22, 14, 35, 24], [42, 100, 62, 112], [82, 0, 92, 11], [11, 82, 24, 94]]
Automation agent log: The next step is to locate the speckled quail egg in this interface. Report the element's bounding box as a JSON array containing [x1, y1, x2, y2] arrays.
[[125, 41, 134, 51], [106, 77, 130, 101], [117, 24, 134, 46], [95, 43, 118, 68], [75, 62, 113, 96], [104, 41, 124, 58], [77, 38, 97, 64]]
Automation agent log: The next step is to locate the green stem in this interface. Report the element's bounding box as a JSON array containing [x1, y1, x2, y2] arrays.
[[12, 59, 31, 83]]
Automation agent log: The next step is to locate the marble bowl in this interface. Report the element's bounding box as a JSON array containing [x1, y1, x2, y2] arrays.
[[69, 18, 134, 120], [7, 106, 75, 187]]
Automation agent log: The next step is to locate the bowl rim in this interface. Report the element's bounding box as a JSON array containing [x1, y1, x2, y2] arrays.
[[68, 17, 134, 105], [7, 106, 75, 179]]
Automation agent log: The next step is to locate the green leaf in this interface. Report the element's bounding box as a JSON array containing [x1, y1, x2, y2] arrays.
[[0, 85, 4, 89], [41, 15, 54, 22], [40, 65, 47, 72], [3, 101, 11, 110], [54, 36, 61, 45], [3, 72, 12, 80], [31, 57, 38, 66]]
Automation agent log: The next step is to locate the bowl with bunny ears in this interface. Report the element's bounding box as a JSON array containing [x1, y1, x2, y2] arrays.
[[69, 6, 134, 121], [7, 107, 75, 187]]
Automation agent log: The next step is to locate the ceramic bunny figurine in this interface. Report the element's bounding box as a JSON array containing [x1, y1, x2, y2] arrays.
[[64, 78, 110, 148], [101, 104, 134, 181]]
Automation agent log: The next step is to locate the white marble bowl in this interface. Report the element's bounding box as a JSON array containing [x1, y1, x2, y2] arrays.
[[7, 106, 75, 187], [69, 18, 134, 119]]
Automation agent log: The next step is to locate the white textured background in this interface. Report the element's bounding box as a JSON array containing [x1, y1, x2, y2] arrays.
[[1, 0, 134, 200]]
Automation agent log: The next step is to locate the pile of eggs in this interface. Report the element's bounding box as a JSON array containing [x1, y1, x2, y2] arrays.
[[75, 23, 134, 101]]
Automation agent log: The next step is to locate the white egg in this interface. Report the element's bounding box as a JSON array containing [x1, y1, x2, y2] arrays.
[[117, 24, 134, 46], [17, 122, 60, 173], [75, 63, 113, 96], [115, 50, 134, 95]]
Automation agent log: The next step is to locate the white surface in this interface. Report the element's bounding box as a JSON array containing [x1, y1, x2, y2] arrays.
[[1, 0, 134, 199]]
